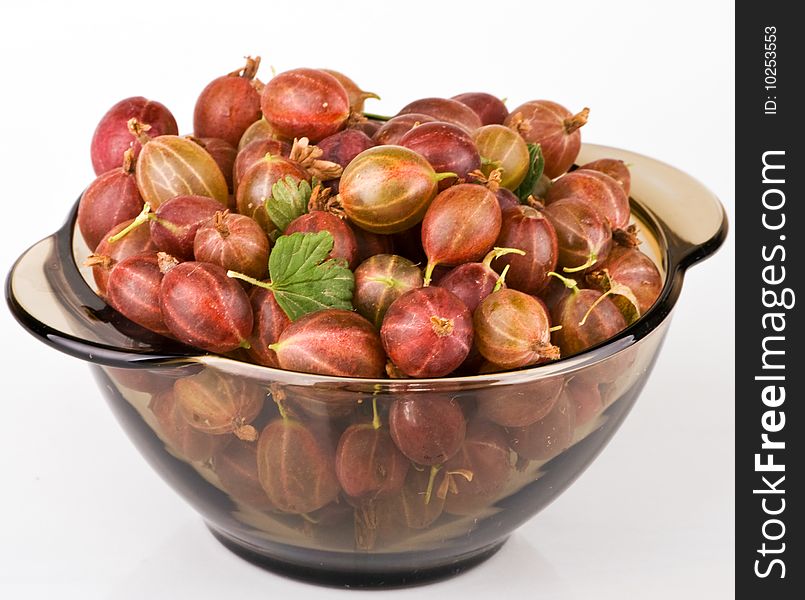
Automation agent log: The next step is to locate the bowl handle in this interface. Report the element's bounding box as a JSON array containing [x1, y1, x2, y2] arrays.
[[577, 143, 728, 272], [6, 206, 196, 367]]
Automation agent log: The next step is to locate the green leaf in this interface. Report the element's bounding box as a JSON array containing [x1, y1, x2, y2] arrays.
[[267, 231, 355, 321], [515, 143, 545, 202], [266, 176, 311, 233]]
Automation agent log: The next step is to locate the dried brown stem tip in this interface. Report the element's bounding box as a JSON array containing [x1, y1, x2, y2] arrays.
[[126, 118, 152, 145], [84, 254, 113, 269], [229, 55, 261, 80], [326, 199, 347, 219], [289, 137, 343, 181], [436, 468, 474, 500], [564, 107, 590, 134], [430, 316, 455, 337], [468, 168, 502, 193], [234, 423, 258, 442], [613, 224, 641, 247], [157, 252, 179, 274], [385, 360, 410, 379], [307, 183, 333, 212], [536, 343, 562, 361], [122, 148, 136, 173], [508, 112, 529, 135], [526, 195, 545, 210], [346, 112, 369, 129], [214, 210, 231, 237]]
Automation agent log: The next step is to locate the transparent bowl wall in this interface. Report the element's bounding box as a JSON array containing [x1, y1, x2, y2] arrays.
[[7, 144, 727, 587]]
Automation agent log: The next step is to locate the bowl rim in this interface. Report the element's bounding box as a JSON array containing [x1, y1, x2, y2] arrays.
[[6, 143, 728, 389]]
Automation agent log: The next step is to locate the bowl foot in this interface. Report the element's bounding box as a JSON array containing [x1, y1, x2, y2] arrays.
[[207, 525, 507, 588]]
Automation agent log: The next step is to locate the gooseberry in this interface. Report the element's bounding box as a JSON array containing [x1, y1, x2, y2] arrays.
[[472, 124, 530, 190], [160, 261, 254, 353], [78, 149, 143, 249], [260, 68, 350, 142], [339, 146, 452, 234], [421, 183, 502, 284], [91, 96, 177, 175], [353, 254, 424, 329], [399, 121, 481, 188], [473, 288, 560, 369], [504, 100, 588, 178], [492, 204, 558, 294], [270, 309, 386, 378], [193, 210, 270, 280], [398, 97, 482, 132], [452, 92, 509, 125], [546, 168, 630, 230], [381, 287, 473, 378], [193, 56, 263, 147]]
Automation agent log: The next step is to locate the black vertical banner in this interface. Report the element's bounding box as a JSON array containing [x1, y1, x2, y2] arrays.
[[736, 5, 803, 599]]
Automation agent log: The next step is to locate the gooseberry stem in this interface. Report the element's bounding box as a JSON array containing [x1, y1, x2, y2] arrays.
[[272, 388, 290, 420], [579, 289, 617, 326], [437, 468, 475, 500], [361, 112, 392, 122], [492, 264, 511, 293], [549, 325, 563, 332], [371, 394, 381, 430], [106, 203, 180, 243], [434, 171, 458, 182], [447, 469, 473, 482], [547, 271, 579, 291], [479, 156, 502, 169], [423, 465, 441, 505], [107, 203, 152, 243], [423, 261, 438, 287], [482, 246, 526, 269], [563, 253, 597, 273], [300, 512, 319, 524]]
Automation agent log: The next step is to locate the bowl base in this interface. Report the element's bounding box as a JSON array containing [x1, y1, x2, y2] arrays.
[[207, 525, 507, 588]]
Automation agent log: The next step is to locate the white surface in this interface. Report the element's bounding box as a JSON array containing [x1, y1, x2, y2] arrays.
[[0, 1, 734, 598]]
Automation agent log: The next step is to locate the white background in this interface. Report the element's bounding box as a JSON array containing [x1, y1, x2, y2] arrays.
[[0, 1, 734, 598]]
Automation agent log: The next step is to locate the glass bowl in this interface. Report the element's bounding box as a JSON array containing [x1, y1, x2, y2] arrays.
[[6, 144, 726, 588]]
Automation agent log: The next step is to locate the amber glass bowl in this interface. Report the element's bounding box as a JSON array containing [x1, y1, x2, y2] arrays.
[[6, 144, 726, 588]]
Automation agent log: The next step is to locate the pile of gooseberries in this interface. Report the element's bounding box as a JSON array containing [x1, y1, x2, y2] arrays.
[[83, 57, 663, 380]]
